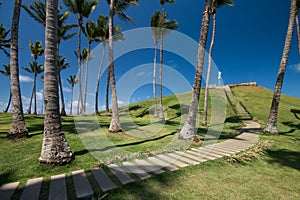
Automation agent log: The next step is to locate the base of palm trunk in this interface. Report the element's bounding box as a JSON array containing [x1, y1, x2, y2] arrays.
[[61, 109, 67, 116], [178, 122, 196, 140], [109, 119, 122, 132], [7, 128, 28, 139], [39, 133, 74, 165], [263, 122, 279, 134]]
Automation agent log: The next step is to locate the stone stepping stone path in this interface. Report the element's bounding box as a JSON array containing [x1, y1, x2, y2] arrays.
[[0, 120, 260, 200]]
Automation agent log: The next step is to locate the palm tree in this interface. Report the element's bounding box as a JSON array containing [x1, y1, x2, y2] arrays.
[[63, 0, 98, 115], [107, 0, 138, 132], [178, 0, 211, 140], [8, 0, 28, 138], [202, 0, 233, 126], [0, 24, 10, 57], [151, 11, 178, 118], [0, 64, 11, 112], [39, 0, 73, 165], [296, 0, 300, 55], [22, 62, 44, 114], [67, 75, 78, 115], [58, 56, 70, 116], [263, 0, 297, 134]]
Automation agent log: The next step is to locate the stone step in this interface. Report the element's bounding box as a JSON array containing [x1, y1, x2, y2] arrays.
[[134, 159, 165, 174], [91, 168, 117, 192], [167, 153, 200, 165], [203, 147, 236, 155], [49, 174, 67, 200], [0, 182, 19, 200], [108, 164, 135, 184], [72, 170, 93, 199], [122, 161, 151, 180], [147, 157, 179, 171], [188, 149, 220, 160], [20, 177, 43, 200], [157, 154, 189, 168], [175, 151, 207, 162]]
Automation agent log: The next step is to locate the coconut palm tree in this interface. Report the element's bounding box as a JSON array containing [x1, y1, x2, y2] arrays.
[[63, 0, 98, 115], [107, 0, 138, 132], [0, 24, 10, 57], [22, 61, 44, 115], [296, 0, 300, 55], [39, 0, 73, 165], [0, 64, 11, 112], [151, 11, 178, 118], [263, 0, 297, 134], [58, 56, 70, 116], [179, 0, 212, 140], [8, 0, 28, 138], [202, 0, 233, 126], [67, 75, 78, 115], [157, 0, 175, 120]]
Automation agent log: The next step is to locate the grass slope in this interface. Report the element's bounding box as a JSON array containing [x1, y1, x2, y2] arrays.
[[0, 86, 299, 199]]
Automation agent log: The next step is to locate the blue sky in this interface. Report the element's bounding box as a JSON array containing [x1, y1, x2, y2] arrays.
[[0, 0, 299, 114]]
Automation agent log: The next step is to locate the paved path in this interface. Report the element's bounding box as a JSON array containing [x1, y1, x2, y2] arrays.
[[0, 121, 260, 200]]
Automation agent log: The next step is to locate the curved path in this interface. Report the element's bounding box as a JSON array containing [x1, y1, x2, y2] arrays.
[[0, 120, 260, 200]]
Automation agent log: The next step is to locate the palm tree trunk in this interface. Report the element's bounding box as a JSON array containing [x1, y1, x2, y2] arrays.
[[95, 44, 106, 116], [105, 72, 111, 116], [158, 33, 164, 120], [83, 43, 91, 115], [33, 73, 37, 114], [70, 86, 73, 115], [179, 0, 211, 140], [58, 72, 67, 116], [153, 42, 158, 118], [27, 84, 34, 114], [296, 11, 300, 55], [202, 10, 216, 126], [263, 0, 297, 134], [77, 18, 83, 115], [39, 0, 73, 165], [8, 0, 28, 138], [108, 0, 122, 132], [4, 93, 12, 113]]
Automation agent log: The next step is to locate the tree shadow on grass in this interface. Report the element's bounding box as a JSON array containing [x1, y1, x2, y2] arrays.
[[280, 122, 300, 135], [266, 149, 300, 170], [0, 172, 14, 186]]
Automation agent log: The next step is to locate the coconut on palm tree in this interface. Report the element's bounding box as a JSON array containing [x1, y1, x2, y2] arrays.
[[0, 24, 10, 57], [8, 0, 28, 139], [151, 10, 178, 118], [22, 61, 44, 114], [263, 0, 297, 134], [107, 0, 138, 132], [63, 0, 98, 115], [0, 64, 11, 112], [202, 0, 233, 126], [39, 0, 73, 165], [178, 0, 212, 140], [67, 75, 78, 115]]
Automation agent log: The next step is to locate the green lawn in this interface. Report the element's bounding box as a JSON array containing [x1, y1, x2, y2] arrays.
[[1, 86, 300, 200]]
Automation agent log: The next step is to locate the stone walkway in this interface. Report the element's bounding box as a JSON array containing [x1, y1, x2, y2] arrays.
[[0, 120, 260, 200]]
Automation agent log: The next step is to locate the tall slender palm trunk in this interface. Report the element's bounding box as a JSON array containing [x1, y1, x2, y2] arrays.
[[158, 33, 164, 120], [4, 93, 11, 113], [83, 43, 91, 115], [296, 10, 300, 55], [33, 73, 37, 114], [39, 0, 73, 165], [263, 0, 297, 134], [8, 0, 28, 138], [153, 42, 158, 118], [27, 86, 34, 114], [77, 22, 83, 115], [95, 45, 106, 116], [179, 0, 211, 140], [70, 86, 74, 115], [108, 0, 122, 132], [105, 72, 110, 116], [202, 9, 216, 126], [58, 72, 67, 116]]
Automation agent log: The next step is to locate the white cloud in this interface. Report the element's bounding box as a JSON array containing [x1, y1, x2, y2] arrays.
[[290, 63, 300, 73], [36, 92, 43, 101], [118, 100, 127, 106], [19, 75, 33, 82], [136, 71, 145, 77], [63, 87, 72, 93]]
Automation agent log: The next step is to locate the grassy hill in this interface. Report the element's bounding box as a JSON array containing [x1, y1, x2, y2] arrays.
[[0, 86, 300, 199]]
